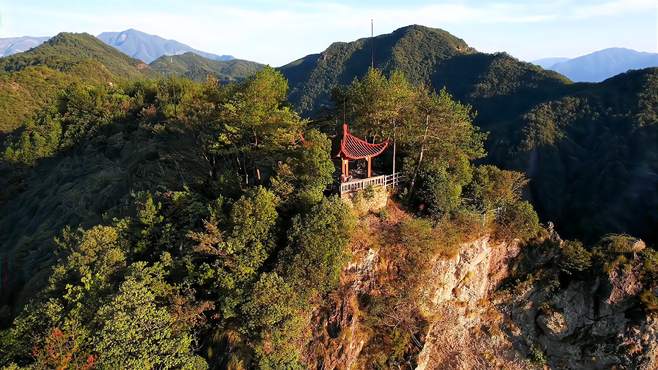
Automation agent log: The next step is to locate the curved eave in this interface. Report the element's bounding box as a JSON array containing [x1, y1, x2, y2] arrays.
[[339, 137, 389, 160], [338, 123, 389, 160]]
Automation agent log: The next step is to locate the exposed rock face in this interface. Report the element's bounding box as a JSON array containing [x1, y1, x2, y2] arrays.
[[341, 185, 389, 216], [304, 233, 380, 369], [415, 236, 527, 370], [304, 211, 656, 369], [500, 238, 656, 369]]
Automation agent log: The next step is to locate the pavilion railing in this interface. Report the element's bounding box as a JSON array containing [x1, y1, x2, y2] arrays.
[[340, 172, 401, 195]]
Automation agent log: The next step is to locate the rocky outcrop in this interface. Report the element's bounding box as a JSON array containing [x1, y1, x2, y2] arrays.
[[304, 217, 383, 370], [304, 210, 656, 369], [500, 238, 656, 369], [415, 236, 527, 370], [305, 205, 526, 369]]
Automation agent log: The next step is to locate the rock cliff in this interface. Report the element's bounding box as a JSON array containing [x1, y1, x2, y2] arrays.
[[303, 205, 657, 369]]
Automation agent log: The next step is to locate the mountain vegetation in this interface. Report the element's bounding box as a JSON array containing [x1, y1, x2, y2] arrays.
[[0, 23, 656, 369], [0, 32, 150, 134], [149, 52, 264, 82], [279, 24, 658, 246], [0, 61, 550, 368], [0, 33, 148, 77]]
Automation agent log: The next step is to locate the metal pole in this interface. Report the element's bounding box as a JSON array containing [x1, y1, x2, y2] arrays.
[[371, 19, 374, 69], [392, 121, 397, 189]]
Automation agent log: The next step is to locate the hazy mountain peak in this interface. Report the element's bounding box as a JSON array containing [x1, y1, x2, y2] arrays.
[[0, 36, 50, 57], [531, 57, 569, 69], [97, 28, 233, 63], [536, 47, 658, 82]]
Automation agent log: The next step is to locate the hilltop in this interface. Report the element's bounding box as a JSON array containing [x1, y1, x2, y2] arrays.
[[279, 25, 657, 245], [149, 52, 263, 82], [279, 24, 566, 116], [0, 32, 151, 134]]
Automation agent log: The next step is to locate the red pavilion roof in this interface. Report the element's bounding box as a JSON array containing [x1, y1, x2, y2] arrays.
[[338, 124, 389, 160]]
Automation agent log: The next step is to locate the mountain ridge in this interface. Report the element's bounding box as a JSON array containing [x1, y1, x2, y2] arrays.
[[280, 24, 479, 115], [278, 24, 657, 245], [0, 36, 50, 57], [149, 52, 264, 82], [0, 32, 151, 133], [97, 28, 233, 63], [534, 47, 658, 82]]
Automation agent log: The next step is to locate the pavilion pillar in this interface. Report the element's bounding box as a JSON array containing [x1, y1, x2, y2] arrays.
[[341, 159, 349, 180], [367, 156, 372, 178]]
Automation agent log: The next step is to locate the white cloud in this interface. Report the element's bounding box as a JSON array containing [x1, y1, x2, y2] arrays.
[[570, 0, 656, 19]]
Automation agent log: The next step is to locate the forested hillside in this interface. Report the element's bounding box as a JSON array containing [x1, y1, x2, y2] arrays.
[[0, 23, 656, 369], [279, 24, 658, 245], [0, 33, 150, 134], [0, 65, 566, 368], [150, 52, 264, 82]]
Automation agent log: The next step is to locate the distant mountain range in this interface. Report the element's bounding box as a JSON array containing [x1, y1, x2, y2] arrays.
[[532, 48, 658, 82], [97, 29, 233, 63], [0, 32, 151, 133], [531, 57, 569, 69], [0, 32, 261, 134], [0, 29, 235, 64], [0, 36, 49, 57]]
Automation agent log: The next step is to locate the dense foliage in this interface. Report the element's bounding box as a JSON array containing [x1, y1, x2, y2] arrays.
[[0, 33, 149, 134], [279, 24, 657, 246], [0, 23, 654, 369], [339, 69, 539, 241], [0, 67, 358, 368], [149, 52, 264, 83]]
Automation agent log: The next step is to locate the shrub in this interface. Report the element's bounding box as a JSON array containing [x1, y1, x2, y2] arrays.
[[529, 343, 548, 365], [642, 248, 658, 282], [399, 218, 435, 257], [494, 201, 540, 241], [414, 165, 462, 218], [600, 234, 638, 254], [640, 290, 658, 312], [560, 240, 592, 275], [592, 234, 643, 272]]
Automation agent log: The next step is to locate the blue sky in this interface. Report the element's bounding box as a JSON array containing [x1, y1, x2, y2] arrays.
[[1, 0, 656, 66]]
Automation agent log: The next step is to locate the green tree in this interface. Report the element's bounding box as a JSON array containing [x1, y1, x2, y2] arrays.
[[271, 129, 335, 208], [278, 197, 355, 295], [242, 273, 306, 369], [342, 68, 416, 176], [560, 240, 592, 275], [404, 88, 486, 197], [93, 263, 204, 369], [494, 201, 540, 241], [466, 165, 528, 212], [414, 163, 463, 218], [190, 187, 278, 318]]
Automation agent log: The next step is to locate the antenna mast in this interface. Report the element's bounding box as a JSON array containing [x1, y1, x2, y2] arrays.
[[370, 19, 374, 69]]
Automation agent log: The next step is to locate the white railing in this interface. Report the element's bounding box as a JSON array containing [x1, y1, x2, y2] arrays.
[[340, 173, 401, 194]]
